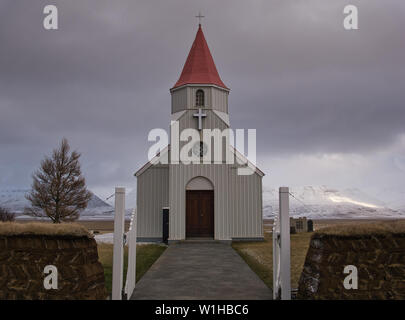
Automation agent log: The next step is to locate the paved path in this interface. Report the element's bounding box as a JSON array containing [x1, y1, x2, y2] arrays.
[[131, 242, 272, 300]]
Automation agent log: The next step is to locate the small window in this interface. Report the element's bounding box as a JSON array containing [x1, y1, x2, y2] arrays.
[[196, 90, 205, 107]]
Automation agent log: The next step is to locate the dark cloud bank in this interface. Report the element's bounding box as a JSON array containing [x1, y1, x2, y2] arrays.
[[1, 0, 404, 196]]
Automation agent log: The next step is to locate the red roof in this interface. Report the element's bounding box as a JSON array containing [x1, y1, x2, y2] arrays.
[[172, 25, 228, 90]]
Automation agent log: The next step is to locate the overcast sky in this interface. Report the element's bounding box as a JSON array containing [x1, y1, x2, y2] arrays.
[[1, 0, 404, 200]]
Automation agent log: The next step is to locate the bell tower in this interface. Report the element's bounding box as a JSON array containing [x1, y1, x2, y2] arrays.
[[169, 24, 230, 130]]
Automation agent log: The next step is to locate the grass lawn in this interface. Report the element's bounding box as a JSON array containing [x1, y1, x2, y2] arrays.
[[232, 231, 313, 290], [97, 243, 166, 296]]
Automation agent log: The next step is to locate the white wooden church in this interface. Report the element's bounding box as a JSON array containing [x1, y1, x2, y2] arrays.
[[135, 24, 264, 242]]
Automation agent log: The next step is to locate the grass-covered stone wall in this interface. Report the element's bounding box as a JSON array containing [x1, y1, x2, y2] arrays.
[[0, 222, 107, 300], [298, 221, 405, 300]]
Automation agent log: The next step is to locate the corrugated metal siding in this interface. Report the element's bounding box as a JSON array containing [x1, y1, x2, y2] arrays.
[[211, 87, 228, 113], [136, 165, 169, 238], [228, 167, 263, 239], [171, 88, 188, 113], [171, 86, 228, 113]]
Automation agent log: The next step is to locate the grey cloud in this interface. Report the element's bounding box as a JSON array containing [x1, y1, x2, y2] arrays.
[[1, 0, 404, 194]]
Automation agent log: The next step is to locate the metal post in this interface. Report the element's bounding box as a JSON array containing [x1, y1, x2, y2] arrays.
[[162, 207, 170, 244], [112, 187, 125, 300], [279, 187, 291, 300]]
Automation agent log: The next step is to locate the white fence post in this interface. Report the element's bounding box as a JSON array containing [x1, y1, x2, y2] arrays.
[[273, 187, 291, 300], [279, 186, 291, 300], [272, 215, 279, 300], [112, 187, 125, 300], [124, 208, 137, 300]]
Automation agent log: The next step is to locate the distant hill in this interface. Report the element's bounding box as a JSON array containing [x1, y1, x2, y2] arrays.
[[0, 188, 116, 220], [370, 187, 405, 211], [3, 185, 404, 221], [263, 185, 405, 219]]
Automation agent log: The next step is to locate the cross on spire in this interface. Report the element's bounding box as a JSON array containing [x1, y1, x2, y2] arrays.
[[195, 12, 205, 25]]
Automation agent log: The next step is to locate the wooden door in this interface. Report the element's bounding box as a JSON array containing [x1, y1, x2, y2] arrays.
[[186, 190, 214, 238]]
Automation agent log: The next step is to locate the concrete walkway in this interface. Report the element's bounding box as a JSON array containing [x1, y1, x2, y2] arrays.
[[131, 242, 272, 300]]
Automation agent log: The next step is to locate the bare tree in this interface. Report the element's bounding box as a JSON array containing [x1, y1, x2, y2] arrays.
[[0, 207, 15, 222], [25, 138, 92, 223]]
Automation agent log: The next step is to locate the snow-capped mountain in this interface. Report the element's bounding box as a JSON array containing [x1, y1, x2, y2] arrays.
[[369, 187, 405, 211], [0, 188, 115, 220], [0, 189, 30, 213], [263, 186, 405, 219], [104, 188, 137, 210], [3, 186, 404, 220]]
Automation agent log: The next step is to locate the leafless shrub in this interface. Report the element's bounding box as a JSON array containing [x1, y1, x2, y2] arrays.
[[0, 207, 15, 222]]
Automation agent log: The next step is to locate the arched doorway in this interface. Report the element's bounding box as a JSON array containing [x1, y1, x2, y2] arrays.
[[186, 177, 214, 238]]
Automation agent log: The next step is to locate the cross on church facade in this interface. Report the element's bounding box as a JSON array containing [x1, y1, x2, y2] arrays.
[[195, 12, 205, 25], [193, 108, 206, 130]]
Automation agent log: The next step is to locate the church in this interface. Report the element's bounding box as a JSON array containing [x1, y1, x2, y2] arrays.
[[135, 23, 264, 242]]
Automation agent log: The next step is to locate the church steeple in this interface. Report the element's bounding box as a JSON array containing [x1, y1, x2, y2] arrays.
[[172, 25, 228, 90], [170, 23, 230, 118]]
